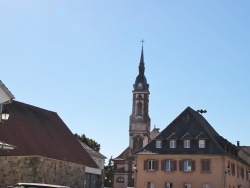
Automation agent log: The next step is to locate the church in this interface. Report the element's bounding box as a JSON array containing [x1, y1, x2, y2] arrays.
[[113, 46, 250, 188], [113, 45, 159, 188]]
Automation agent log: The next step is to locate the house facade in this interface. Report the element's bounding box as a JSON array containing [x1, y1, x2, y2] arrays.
[[135, 107, 250, 188], [0, 100, 101, 188]]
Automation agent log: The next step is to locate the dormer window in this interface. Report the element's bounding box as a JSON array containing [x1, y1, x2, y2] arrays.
[[184, 140, 190, 148], [170, 140, 176, 148], [199, 140, 206, 148], [156, 141, 162, 148]]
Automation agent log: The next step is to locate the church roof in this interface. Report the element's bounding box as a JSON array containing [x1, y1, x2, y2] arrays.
[[0, 100, 98, 168]]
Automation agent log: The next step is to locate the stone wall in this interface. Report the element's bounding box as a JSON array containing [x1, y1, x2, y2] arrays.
[[0, 156, 86, 188]]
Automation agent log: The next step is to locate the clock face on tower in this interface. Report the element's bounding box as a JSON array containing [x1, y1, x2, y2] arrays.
[[138, 82, 143, 89]]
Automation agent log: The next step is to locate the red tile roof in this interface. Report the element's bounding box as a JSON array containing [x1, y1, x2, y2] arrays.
[[0, 101, 98, 168]]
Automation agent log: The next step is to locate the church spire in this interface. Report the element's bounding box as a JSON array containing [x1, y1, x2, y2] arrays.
[[139, 46, 145, 75], [133, 40, 149, 91]]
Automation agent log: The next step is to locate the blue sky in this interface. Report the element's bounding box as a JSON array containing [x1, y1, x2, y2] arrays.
[[1, 1, 250, 162]]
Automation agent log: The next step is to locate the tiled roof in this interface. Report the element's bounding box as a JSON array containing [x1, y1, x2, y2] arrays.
[[114, 147, 130, 160], [167, 133, 178, 140], [195, 132, 208, 139], [238, 146, 250, 165], [0, 101, 98, 168], [78, 140, 106, 159], [136, 107, 229, 155], [181, 132, 194, 140]]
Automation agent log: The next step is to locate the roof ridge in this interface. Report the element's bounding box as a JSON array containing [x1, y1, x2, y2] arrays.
[[0, 80, 15, 101], [12, 100, 57, 114]]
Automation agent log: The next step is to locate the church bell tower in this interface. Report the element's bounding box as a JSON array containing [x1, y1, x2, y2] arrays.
[[129, 45, 151, 154]]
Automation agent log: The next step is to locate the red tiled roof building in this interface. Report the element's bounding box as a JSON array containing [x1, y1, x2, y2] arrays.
[[0, 101, 101, 188]]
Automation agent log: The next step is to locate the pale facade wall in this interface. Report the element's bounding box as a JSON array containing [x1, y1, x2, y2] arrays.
[[92, 155, 105, 170], [0, 156, 86, 188], [135, 154, 250, 188], [225, 158, 250, 188], [113, 173, 125, 188]]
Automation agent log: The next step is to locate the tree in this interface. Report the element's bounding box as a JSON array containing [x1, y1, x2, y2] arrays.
[[75, 133, 101, 152], [104, 156, 114, 187]]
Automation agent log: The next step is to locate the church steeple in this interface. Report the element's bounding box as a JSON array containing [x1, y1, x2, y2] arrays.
[[133, 45, 149, 91], [129, 44, 151, 152]]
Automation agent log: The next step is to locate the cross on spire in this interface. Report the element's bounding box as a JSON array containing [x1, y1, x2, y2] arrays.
[[140, 39, 145, 47]]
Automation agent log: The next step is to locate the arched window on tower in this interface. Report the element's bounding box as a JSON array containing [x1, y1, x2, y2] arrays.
[[136, 102, 142, 116], [133, 136, 143, 150]]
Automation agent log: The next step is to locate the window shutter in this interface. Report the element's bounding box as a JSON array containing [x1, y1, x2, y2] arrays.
[[144, 160, 148, 170], [192, 160, 196, 171], [173, 160, 177, 171], [161, 160, 165, 171], [208, 160, 211, 171], [201, 160, 205, 171], [155, 160, 159, 170], [179, 160, 183, 171]]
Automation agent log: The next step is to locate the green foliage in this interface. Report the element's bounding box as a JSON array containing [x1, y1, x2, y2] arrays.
[[75, 133, 101, 152], [104, 156, 114, 187]]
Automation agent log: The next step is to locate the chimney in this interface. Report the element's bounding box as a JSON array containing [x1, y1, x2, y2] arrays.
[[237, 141, 240, 146]]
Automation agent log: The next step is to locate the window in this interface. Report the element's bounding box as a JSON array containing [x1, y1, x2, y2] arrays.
[[184, 140, 190, 148], [184, 183, 191, 188], [179, 160, 195, 172], [148, 160, 155, 170], [237, 166, 239, 178], [144, 160, 158, 171], [246, 169, 249, 181], [144, 160, 159, 171], [136, 102, 143, 116], [183, 160, 192, 171], [165, 182, 173, 188], [164, 160, 176, 171], [202, 184, 211, 188], [227, 161, 231, 175], [199, 140, 206, 148], [146, 182, 154, 188], [156, 141, 162, 148], [201, 159, 210, 172], [170, 140, 176, 148], [231, 163, 235, 176], [240, 168, 244, 179], [116, 177, 124, 183], [133, 137, 143, 150]]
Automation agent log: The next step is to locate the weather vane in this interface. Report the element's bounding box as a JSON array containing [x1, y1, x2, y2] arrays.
[[140, 39, 145, 47], [197, 109, 207, 115]]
